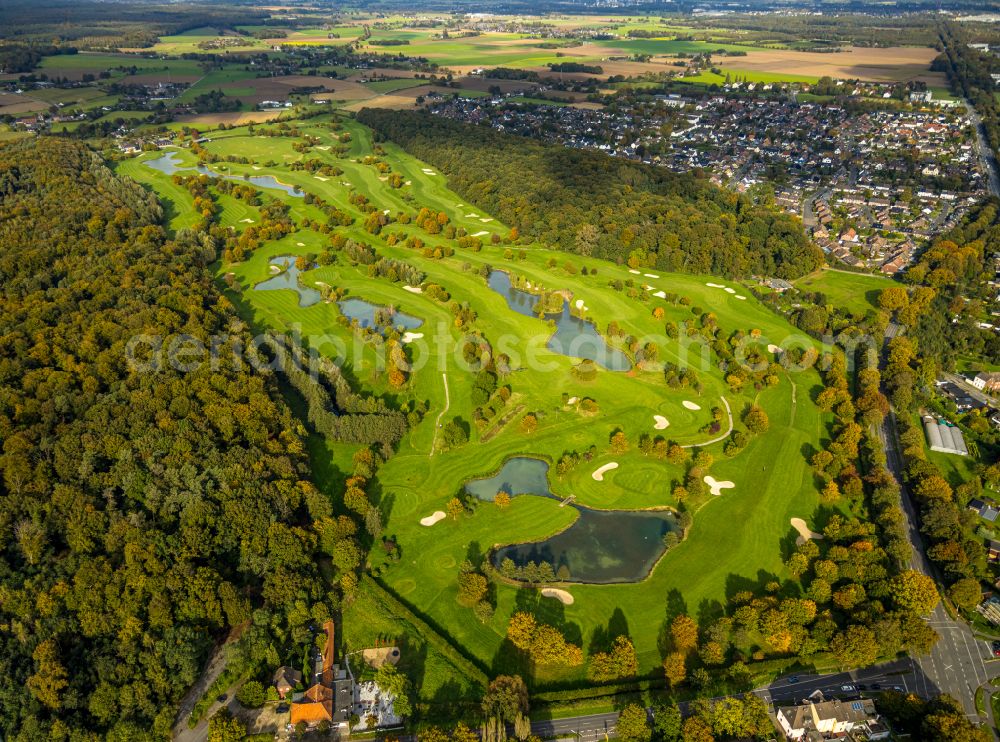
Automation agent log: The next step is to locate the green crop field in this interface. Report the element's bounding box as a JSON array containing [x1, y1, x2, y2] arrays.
[[793, 269, 894, 315], [117, 113, 837, 694]]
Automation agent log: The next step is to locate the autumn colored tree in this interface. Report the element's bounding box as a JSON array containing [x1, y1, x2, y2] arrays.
[[670, 614, 699, 653], [495, 492, 511, 510]]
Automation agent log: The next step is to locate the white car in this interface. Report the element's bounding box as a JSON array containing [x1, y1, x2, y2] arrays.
[[841, 685, 856, 692]]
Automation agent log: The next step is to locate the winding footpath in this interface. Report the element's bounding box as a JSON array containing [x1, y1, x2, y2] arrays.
[[429, 372, 450, 457], [680, 396, 732, 448]]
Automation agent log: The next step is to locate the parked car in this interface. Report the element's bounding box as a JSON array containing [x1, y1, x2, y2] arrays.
[[991, 640, 1000, 657], [841, 685, 856, 692], [787, 676, 800, 684]]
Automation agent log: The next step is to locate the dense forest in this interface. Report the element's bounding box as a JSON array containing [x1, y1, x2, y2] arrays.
[[358, 109, 823, 280], [0, 138, 348, 738]]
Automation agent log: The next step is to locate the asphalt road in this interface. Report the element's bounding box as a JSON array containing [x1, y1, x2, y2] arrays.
[[967, 96, 1000, 197], [876, 402, 997, 723]]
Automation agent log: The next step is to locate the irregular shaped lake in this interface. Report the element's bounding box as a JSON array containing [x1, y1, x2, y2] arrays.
[[338, 297, 423, 332], [487, 271, 630, 371], [465, 457, 676, 583], [145, 151, 304, 197], [254, 256, 322, 307]]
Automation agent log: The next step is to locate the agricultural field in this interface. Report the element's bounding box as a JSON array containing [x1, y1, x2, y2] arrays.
[[117, 113, 838, 692]]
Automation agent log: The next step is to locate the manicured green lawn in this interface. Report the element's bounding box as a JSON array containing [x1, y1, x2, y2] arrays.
[[793, 269, 894, 316], [118, 113, 834, 693]]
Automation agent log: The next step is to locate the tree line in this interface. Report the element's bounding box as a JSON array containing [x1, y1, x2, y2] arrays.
[[357, 108, 823, 280]]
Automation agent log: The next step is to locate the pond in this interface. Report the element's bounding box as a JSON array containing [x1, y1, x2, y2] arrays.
[[465, 457, 677, 584], [254, 255, 322, 307], [486, 271, 630, 372], [338, 297, 423, 332], [144, 151, 304, 197]]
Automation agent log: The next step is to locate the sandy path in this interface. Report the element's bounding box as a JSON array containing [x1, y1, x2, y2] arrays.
[[591, 462, 619, 481], [541, 588, 574, 605]]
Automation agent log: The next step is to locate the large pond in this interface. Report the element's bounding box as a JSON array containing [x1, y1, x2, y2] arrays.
[[145, 151, 304, 197], [338, 297, 423, 332], [253, 256, 424, 334], [255, 256, 322, 307], [486, 271, 630, 372], [465, 457, 677, 584]]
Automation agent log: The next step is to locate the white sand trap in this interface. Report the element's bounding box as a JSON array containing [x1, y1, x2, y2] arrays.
[[705, 282, 724, 288], [480, 218, 493, 223], [767, 344, 780, 353], [378, 176, 388, 181], [629, 269, 641, 275], [405, 180, 411, 185], [269, 265, 282, 274], [653, 415, 670, 430], [296, 242, 305, 247], [541, 588, 574, 605], [383, 209, 391, 215], [653, 290, 666, 298], [471, 230, 489, 237], [465, 213, 479, 218], [644, 273, 659, 278], [401, 332, 424, 343], [315, 281, 329, 288], [314, 175, 329, 181], [724, 287, 736, 294], [704, 476, 735, 496], [642, 284, 652, 290], [575, 299, 585, 309], [420, 511, 446, 527], [240, 218, 254, 223], [316, 145, 330, 151], [682, 400, 701, 410], [567, 396, 579, 405], [735, 295, 746, 300], [791, 518, 824, 546], [592, 462, 619, 481], [341, 181, 351, 186], [403, 285, 422, 294], [252, 166, 261, 170]]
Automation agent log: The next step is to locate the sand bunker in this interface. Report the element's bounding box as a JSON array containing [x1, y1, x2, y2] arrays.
[[706, 282, 725, 288], [465, 213, 479, 218], [316, 145, 331, 151], [791, 518, 824, 546], [269, 265, 282, 274], [724, 287, 736, 294], [653, 290, 666, 298], [682, 400, 701, 410], [567, 396, 579, 404], [592, 462, 619, 481], [472, 230, 489, 237], [314, 175, 329, 181], [629, 269, 641, 275], [653, 415, 670, 430], [240, 218, 254, 223], [541, 588, 574, 605], [735, 295, 746, 300], [704, 476, 735, 496], [575, 299, 585, 309], [402, 285, 422, 294], [644, 273, 659, 278], [767, 344, 780, 353], [420, 511, 446, 526], [480, 218, 493, 223], [401, 332, 424, 343], [252, 166, 261, 171], [296, 242, 305, 247]]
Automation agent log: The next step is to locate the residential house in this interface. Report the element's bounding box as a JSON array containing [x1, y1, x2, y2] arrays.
[[972, 371, 1000, 393], [289, 620, 355, 731], [968, 498, 1000, 522], [273, 666, 302, 700], [775, 693, 890, 740]]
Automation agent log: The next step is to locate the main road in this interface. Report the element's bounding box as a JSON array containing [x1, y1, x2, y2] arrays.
[[967, 96, 1000, 197]]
